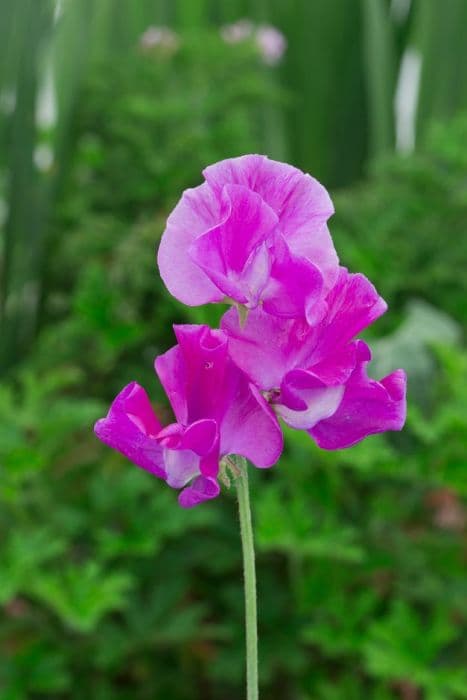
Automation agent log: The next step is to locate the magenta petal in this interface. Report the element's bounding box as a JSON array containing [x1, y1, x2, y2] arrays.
[[276, 370, 344, 430], [310, 341, 359, 385], [180, 419, 218, 456], [287, 222, 339, 293], [155, 325, 230, 424], [313, 268, 387, 361], [159, 155, 339, 314], [178, 476, 220, 508], [222, 268, 387, 391], [221, 307, 315, 390], [157, 419, 218, 456], [221, 382, 283, 468], [203, 154, 267, 194], [193, 184, 278, 273], [94, 382, 166, 478], [164, 419, 220, 479], [310, 342, 407, 449], [204, 155, 338, 293], [157, 182, 224, 306], [189, 184, 277, 305], [262, 233, 324, 320], [203, 155, 334, 230], [154, 345, 188, 424]]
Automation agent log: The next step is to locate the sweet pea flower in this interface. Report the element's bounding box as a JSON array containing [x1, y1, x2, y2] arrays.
[[157, 155, 339, 323], [221, 268, 407, 449], [255, 25, 287, 66], [139, 26, 179, 53], [220, 19, 254, 44], [94, 325, 283, 507]]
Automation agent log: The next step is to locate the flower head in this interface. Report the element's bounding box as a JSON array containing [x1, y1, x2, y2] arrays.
[[220, 19, 254, 44], [94, 325, 283, 507], [221, 268, 406, 449], [139, 26, 179, 53], [255, 25, 287, 66], [98, 154, 406, 504], [157, 155, 339, 323]]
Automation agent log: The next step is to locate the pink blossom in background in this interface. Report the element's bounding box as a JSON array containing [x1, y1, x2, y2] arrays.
[[139, 26, 179, 53], [255, 25, 287, 66], [157, 155, 339, 323], [94, 325, 283, 507], [221, 268, 406, 449], [220, 20, 287, 66], [220, 19, 254, 44]]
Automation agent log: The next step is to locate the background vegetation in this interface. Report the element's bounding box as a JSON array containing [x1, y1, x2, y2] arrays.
[[0, 1, 466, 698]]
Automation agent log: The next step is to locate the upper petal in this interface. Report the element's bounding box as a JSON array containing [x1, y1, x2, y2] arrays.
[[203, 155, 333, 227], [157, 182, 225, 306], [189, 184, 277, 305], [310, 341, 407, 449], [191, 184, 278, 274], [155, 325, 230, 424], [203, 155, 338, 290], [94, 382, 166, 478]]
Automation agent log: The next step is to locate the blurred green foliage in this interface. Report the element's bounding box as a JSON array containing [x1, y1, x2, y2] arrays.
[[333, 114, 467, 332], [0, 24, 466, 698]]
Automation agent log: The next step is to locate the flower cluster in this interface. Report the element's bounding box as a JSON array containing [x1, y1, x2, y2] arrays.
[[220, 20, 287, 66], [95, 155, 406, 507]]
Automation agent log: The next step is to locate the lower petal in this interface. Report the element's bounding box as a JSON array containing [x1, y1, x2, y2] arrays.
[[276, 370, 344, 430], [310, 342, 407, 449], [94, 383, 165, 478], [178, 476, 221, 508]]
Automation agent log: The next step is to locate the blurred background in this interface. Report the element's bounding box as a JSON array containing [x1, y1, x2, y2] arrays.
[[0, 1, 466, 698]]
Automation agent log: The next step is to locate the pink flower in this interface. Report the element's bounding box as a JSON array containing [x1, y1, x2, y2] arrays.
[[139, 26, 179, 53], [157, 155, 339, 323], [94, 325, 283, 507], [221, 268, 407, 449], [220, 19, 254, 44], [255, 25, 287, 66]]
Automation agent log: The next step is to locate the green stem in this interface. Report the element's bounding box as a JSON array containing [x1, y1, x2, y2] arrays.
[[235, 457, 259, 700]]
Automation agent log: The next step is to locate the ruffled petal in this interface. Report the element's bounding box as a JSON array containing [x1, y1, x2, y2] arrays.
[[189, 184, 277, 305], [310, 341, 407, 449], [203, 155, 333, 230], [94, 382, 166, 478], [222, 269, 387, 390], [157, 182, 224, 306], [203, 154, 338, 291], [313, 268, 387, 362]]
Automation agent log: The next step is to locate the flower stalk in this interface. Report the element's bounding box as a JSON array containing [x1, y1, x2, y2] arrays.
[[235, 457, 259, 700]]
